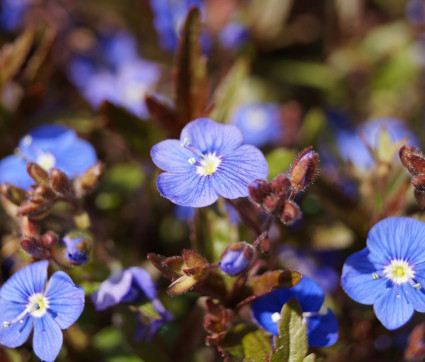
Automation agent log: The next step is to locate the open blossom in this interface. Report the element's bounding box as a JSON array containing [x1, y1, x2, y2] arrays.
[[342, 217, 425, 330], [251, 276, 338, 347], [150, 118, 268, 207], [0, 260, 85, 362], [0, 124, 97, 190]]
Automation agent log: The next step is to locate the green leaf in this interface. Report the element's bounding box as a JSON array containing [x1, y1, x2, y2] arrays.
[[137, 301, 162, 320], [299, 108, 326, 146], [266, 148, 296, 179], [303, 353, 316, 362], [175, 7, 208, 124], [271, 299, 308, 362], [242, 329, 272, 362]]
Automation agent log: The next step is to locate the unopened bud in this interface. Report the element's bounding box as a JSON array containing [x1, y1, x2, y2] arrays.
[[280, 201, 301, 225], [290, 147, 319, 192], [412, 175, 425, 192], [259, 233, 271, 254], [400, 145, 425, 176], [21, 237, 45, 258], [0, 183, 26, 205], [262, 194, 282, 214], [78, 161, 104, 192], [63, 232, 92, 265], [270, 174, 291, 198], [41, 231, 58, 249], [219, 242, 254, 276], [50, 168, 72, 195], [27, 162, 49, 185], [248, 179, 271, 204]]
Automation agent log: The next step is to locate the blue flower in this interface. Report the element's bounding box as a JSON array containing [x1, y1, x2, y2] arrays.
[[219, 21, 249, 50], [251, 276, 338, 347], [230, 103, 282, 147], [219, 242, 254, 276], [63, 233, 91, 265], [342, 217, 425, 330], [0, 260, 85, 362], [336, 118, 419, 170], [150, 118, 268, 207], [405, 0, 425, 25], [0, 0, 30, 31], [0, 124, 97, 190]]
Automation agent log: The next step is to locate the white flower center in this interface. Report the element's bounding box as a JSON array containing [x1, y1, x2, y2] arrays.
[[244, 108, 267, 131], [383, 259, 415, 285], [196, 152, 221, 176], [36, 152, 56, 170], [3, 292, 49, 328], [123, 83, 147, 104], [271, 312, 281, 323]]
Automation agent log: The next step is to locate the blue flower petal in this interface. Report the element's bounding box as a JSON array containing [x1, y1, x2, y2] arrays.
[[403, 268, 425, 313], [0, 299, 33, 348], [289, 277, 325, 312], [0, 155, 33, 190], [91, 270, 133, 311], [0, 260, 48, 304], [54, 138, 98, 177], [128, 267, 157, 300], [307, 309, 339, 347], [33, 314, 63, 362], [211, 145, 268, 199], [373, 283, 414, 330], [157, 171, 219, 207], [367, 217, 425, 265], [180, 118, 243, 154], [341, 248, 387, 305], [151, 139, 195, 172], [44, 271, 85, 329], [251, 290, 281, 336]]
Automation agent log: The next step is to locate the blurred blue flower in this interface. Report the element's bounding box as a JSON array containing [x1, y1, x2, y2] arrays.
[[342, 217, 425, 330], [219, 21, 249, 50], [336, 118, 419, 170], [251, 276, 338, 347], [278, 245, 340, 293], [406, 0, 425, 25], [151, 118, 268, 207], [0, 260, 85, 362], [0, 124, 97, 190], [231, 103, 282, 147], [63, 233, 91, 265], [0, 0, 30, 31], [219, 242, 253, 276]]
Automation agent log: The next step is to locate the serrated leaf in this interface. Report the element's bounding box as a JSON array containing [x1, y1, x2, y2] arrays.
[[209, 58, 250, 123], [271, 299, 308, 362], [175, 7, 208, 125], [242, 329, 272, 362]]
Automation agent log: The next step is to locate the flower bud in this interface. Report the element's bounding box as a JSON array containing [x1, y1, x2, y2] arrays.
[[219, 242, 254, 276], [248, 179, 271, 204], [21, 237, 45, 258], [412, 175, 425, 192], [270, 174, 291, 197], [280, 201, 301, 225], [20, 215, 39, 237], [77, 161, 104, 194], [262, 194, 282, 214], [400, 145, 425, 175], [27, 162, 49, 185], [0, 183, 26, 205], [290, 147, 319, 191], [256, 232, 271, 254], [50, 168, 72, 195], [63, 233, 92, 265], [41, 231, 58, 249]]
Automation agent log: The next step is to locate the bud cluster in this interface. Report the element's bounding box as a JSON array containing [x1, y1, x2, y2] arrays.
[[248, 147, 319, 225], [400, 145, 425, 194]]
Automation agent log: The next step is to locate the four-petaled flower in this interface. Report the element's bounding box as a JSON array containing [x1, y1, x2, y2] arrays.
[[150, 118, 268, 207], [0, 124, 97, 190], [342, 217, 425, 330], [251, 276, 338, 347], [0, 260, 85, 362]]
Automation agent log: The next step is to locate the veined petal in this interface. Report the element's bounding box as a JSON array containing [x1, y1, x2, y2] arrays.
[[0, 299, 33, 348], [306, 309, 339, 347], [373, 283, 414, 330], [0, 155, 34, 190], [151, 139, 194, 172], [180, 118, 243, 154], [287, 277, 324, 312], [33, 314, 63, 362], [156, 171, 219, 207], [128, 268, 157, 300], [212, 145, 268, 199], [341, 248, 387, 305], [367, 217, 425, 264], [403, 269, 425, 313], [1, 261, 48, 304], [44, 271, 85, 329], [55, 138, 97, 177]]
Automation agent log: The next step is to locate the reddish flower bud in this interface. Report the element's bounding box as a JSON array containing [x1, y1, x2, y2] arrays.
[[262, 194, 282, 214], [248, 179, 271, 204], [0, 182, 26, 205], [259, 233, 271, 254], [290, 147, 319, 192], [280, 201, 301, 225], [400, 145, 425, 176], [270, 174, 291, 198], [412, 175, 425, 192], [20, 215, 39, 237], [50, 168, 72, 195], [41, 231, 58, 249], [27, 162, 49, 185], [21, 237, 45, 258], [219, 242, 254, 276]]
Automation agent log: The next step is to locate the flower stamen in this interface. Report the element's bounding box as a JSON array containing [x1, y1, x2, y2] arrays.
[[383, 259, 415, 285]]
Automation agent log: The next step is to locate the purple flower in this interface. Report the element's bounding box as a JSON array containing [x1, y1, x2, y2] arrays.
[[230, 103, 282, 147], [0, 260, 85, 362], [406, 0, 425, 25], [342, 217, 425, 330], [219, 242, 254, 276], [336, 118, 418, 170], [63, 234, 91, 265], [0, 0, 31, 31], [251, 276, 338, 347], [219, 21, 249, 50], [91, 267, 157, 311], [0, 124, 97, 190], [150, 118, 268, 207]]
